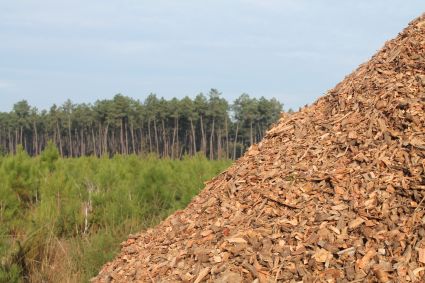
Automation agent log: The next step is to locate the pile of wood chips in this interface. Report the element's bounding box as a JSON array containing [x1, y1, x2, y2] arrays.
[[93, 14, 425, 283]]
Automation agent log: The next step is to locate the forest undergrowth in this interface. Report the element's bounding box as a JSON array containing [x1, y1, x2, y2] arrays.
[[0, 144, 231, 282]]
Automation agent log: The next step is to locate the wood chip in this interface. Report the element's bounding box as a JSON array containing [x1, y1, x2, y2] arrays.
[[418, 248, 425, 264], [92, 13, 425, 283], [348, 217, 365, 230], [226, 237, 247, 244], [313, 248, 333, 263], [194, 267, 210, 283], [357, 249, 376, 269]]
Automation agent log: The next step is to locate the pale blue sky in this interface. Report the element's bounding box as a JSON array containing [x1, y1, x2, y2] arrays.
[[0, 1, 424, 112]]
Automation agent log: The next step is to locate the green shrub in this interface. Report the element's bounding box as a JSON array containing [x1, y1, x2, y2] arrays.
[[0, 151, 231, 282]]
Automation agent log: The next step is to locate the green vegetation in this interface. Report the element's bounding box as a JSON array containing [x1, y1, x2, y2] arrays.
[[0, 90, 283, 159], [0, 145, 231, 282]]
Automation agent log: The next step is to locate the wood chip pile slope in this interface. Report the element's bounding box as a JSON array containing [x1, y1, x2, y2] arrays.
[[94, 14, 425, 283]]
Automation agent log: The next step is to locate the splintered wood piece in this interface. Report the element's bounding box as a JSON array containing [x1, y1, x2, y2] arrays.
[[194, 267, 210, 283]]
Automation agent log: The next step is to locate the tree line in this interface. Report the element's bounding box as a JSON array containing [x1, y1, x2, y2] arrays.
[[0, 89, 283, 159]]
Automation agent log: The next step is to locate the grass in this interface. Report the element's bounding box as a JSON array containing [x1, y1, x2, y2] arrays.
[[0, 145, 231, 282]]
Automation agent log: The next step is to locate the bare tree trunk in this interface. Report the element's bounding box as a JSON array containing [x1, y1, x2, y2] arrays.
[[120, 119, 125, 154], [33, 120, 39, 155], [176, 116, 179, 158], [74, 128, 79, 156], [171, 117, 177, 159], [217, 129, 222, 160], [179, 142, 184, 159], [130, 122, 136, 154], [233, 123, 239, 160], [91, 126, 97, 156], [103, 123, 109, 156], [57, 120, 63, 157], [67, 116, 73, 157], [139, 121, 144, 155], [153, 119, 159, 155], [112, 130, 116, 154], [20, 126, 23, 145], [8, 129, 12, 153], [250, 121, 253, 146], [125, 120, 129, 155], [209, 118, 215, 160], [1, 128, 5, 154], [14, 129, 17, 151], [190, 118, 196, 155], [200, 115, 206, 156], [259, 123, 264, 140], [161, 120, 168, 157], [257, 123, 262, 143], [240, 138, 244, 157], [148, 119, 152, 153], [225, 117, 229, 159], [98, 122, 102, 155], [188, 132, 192, 156], [53, 124, 57, 144], [80, 128, 85, 156]]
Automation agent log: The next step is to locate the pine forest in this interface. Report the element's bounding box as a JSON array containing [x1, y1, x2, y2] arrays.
[[0, 90, 283, 160]]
